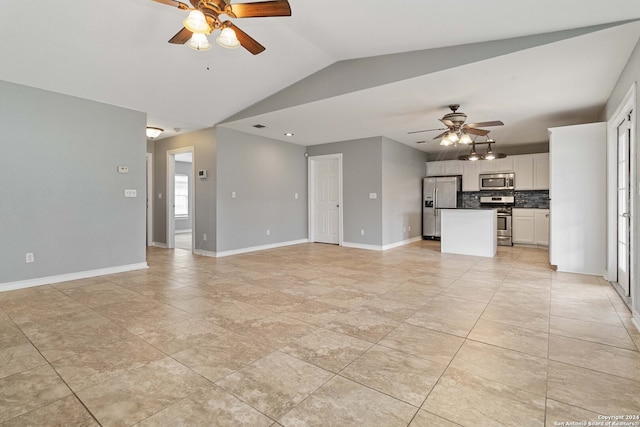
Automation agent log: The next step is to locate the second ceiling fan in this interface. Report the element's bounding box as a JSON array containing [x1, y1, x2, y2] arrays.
[[409, 104, 504, 146], [152, 0, 291, 54]]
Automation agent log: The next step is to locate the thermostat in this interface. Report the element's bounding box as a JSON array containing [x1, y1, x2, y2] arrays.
[[198, 170, 207, 179]]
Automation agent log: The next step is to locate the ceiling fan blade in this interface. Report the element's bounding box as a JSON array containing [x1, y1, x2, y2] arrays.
[[151, 0, 189, 10], [227, 22, 265, 55], [466, 127, 490, 136], [439, 119, 455, 127], [169, 27, 193, 44], [432, 131, 448, 140], [230, 0, 291, 17], [465, 120, 504, 128], [407, 127, 446, 135]]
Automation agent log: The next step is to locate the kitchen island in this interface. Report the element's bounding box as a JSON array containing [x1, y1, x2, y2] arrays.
[[440, 209, 497, 257]]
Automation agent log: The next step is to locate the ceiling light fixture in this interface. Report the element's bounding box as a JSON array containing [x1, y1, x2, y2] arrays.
[[216, 27, 240, 49], [183, 10, 211, 34], [284, 132, 294, 137], [188, 33, 212, 51], [458, 138, 506, 161], [146, 127, 163, 139], [459, 132, 472, 145]]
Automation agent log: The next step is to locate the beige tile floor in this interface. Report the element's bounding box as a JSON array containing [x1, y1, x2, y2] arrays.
[[0, 241, 639, 426]]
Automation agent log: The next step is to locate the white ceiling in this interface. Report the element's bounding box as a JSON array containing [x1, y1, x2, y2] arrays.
[[1, 0, 639, 154]]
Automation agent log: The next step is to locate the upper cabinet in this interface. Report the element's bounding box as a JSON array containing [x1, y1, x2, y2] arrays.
[[426, 160, 462, 176], [513, 153, 549, 190], [427, 153, 548, 191]]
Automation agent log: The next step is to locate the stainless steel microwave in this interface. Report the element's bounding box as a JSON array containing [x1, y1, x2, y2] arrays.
[[479, 172, 515, 190]]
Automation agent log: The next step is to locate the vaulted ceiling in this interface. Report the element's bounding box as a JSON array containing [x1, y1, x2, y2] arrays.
[[1, 0, 639, 154]]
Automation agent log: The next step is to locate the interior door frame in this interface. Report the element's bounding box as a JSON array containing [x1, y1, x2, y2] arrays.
[[146, 153, 153, 246], [166, 146, 195, 251], [308, 153, 343, 245], [606, 83, 636, 307]]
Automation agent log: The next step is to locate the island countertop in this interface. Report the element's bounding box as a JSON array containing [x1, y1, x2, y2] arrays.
[[440, 209, 497, 257]]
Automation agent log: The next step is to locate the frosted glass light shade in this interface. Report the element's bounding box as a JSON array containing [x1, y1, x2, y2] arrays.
[[146, 127, 163, 138], [188, 33, 212, 51], [459, 133, 472, 144], [183, 10, 210, 34], [216, 27, 240, 49]]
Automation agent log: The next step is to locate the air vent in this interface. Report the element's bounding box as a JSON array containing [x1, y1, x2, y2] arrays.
[[252, 124, 266, 129]]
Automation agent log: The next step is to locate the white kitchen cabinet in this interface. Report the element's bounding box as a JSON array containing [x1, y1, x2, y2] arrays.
[[513, 155, 534, 190], [533, 153, 549, 189], [512, 153, 549, 190], [512, 208, 549, 246], [534, 209, 550, 246], [512, 209, 535, 244], [477, 157, 513, 174], [426, 160, 462, 176], [462, 161, 479, 191]]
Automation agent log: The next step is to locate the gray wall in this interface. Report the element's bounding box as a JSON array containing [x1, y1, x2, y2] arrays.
[[0, 80, 147, 284], [216, 128, 307, 252], [382, 138, 429, 245], [152, 128, 217, 252], [174, 161, 192, 232], [307, 137, 383, 246]]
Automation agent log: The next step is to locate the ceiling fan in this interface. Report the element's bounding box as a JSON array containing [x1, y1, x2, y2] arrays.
[[409, 104, 504, 146], [152, 0, 291, 54]]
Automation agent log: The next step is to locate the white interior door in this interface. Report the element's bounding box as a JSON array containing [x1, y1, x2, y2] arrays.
[[310, 155, 341, 244], [617, 116, 632, 296]]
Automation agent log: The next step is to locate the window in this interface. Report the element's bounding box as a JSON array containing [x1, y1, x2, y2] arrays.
[[174, 174, 189, 218]]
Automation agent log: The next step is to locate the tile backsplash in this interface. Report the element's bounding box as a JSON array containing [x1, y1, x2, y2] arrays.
[[462, 190, 549, 209]]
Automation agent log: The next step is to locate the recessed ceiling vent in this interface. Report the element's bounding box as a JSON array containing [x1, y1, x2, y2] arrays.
[[253, 124, 267, 129]]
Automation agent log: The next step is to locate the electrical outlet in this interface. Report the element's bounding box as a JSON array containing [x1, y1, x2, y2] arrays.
[[360, 229, 365, 236], [294, 192, 299, 199], [232, 191, 237, 198], [25, 253, 34, 263], [203, 233, 207, 241], [266, 229, 271, 236]]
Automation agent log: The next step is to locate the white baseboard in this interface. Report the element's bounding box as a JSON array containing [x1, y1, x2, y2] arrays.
[[382, 236, 423, 250], [175, 229, 192, 234], [193, 249, 216, 258], [632, 312, 640, 333], [214, 239, 309, 258], [342, 242, 383, 251], [0, 262, 149, 292], [343, 236, 422, 252], [152, 242, 167, 248]]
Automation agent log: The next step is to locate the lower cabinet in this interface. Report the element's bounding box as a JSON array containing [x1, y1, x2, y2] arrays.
[[512, 209, 549, 246]]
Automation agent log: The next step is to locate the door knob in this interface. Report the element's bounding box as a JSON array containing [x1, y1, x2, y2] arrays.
[[622, 213, 631, 218]]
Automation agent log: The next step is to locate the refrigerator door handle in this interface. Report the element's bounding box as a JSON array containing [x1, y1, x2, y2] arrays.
[[434, 188, 438, 216]]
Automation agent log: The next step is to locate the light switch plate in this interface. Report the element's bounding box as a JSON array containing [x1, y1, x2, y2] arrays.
[[124, 189, 137, 198], [117, 166, 129, 174], [369, 193, 377, 199]]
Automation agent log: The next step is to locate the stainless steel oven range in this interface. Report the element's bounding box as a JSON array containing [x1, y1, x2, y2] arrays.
[[480, 196, 514, 246]]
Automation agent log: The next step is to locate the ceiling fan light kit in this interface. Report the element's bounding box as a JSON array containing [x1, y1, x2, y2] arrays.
[[410, 104, 505, 160], [152, 0, 291, 55], [216, 27, 240, 48], [188, 32, 213, 50], [183, 10, 211, 33]]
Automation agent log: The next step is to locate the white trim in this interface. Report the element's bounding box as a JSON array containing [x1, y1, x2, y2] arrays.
[[166, 146, 195, 252], [0, 263, 148, 292], [193, 249, 217, 258], [308, 154, 343, 246], [146, 153, 153, 246], [382, 236, 423, 250], [606, 83, 636, 303], [342, 241, 383, 251], [632, 313, 640, 333], [152, 242, 167, 248], [175, 229, 192, 234], [343, 236, 422, 252], [215, 239, 309, 258]]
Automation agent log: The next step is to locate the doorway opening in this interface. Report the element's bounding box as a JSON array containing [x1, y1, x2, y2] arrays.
[[166, 147, 195, 252], [146, 153, 153, 246], [308, 154, 343, 245]]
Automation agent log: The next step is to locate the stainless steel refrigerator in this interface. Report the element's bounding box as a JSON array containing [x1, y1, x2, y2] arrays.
[[422, 176, 462, 239]]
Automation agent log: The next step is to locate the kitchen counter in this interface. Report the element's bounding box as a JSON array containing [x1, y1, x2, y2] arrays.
[[440, 209, 497, 257]]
